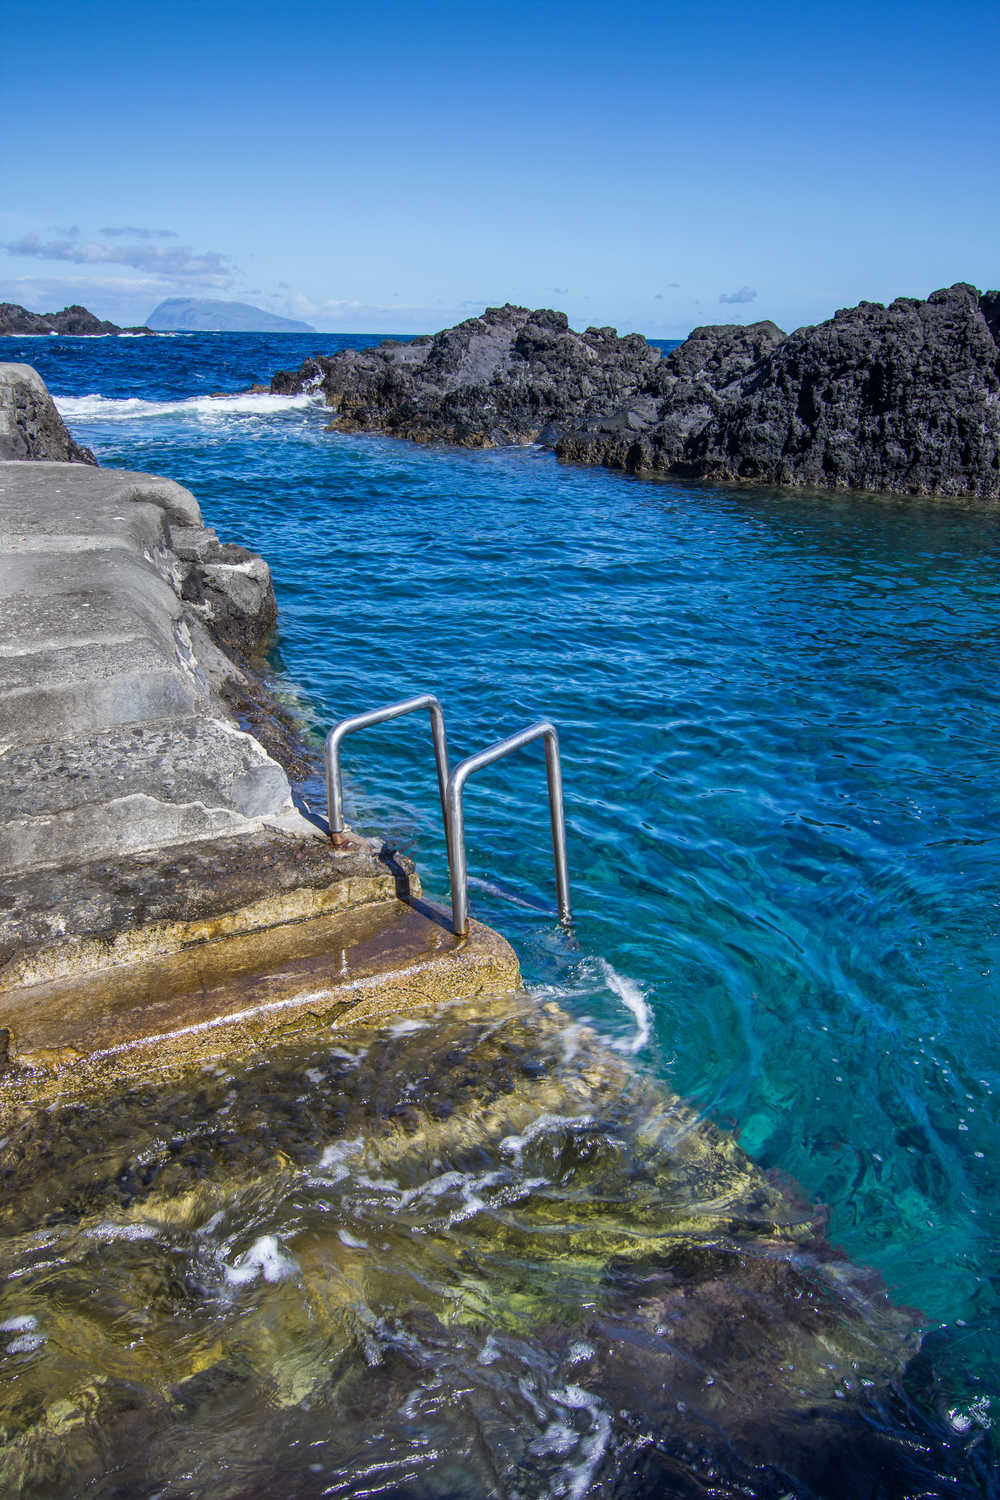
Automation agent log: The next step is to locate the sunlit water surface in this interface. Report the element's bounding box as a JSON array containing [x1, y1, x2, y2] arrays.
[[2, 331, 998, 1495]]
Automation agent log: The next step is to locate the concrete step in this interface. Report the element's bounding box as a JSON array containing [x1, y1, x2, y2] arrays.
[[0, 716, 293, 875], [0, 635, 208, 743], [0, 827, 419, 991], [1, 899, 520, 1096]]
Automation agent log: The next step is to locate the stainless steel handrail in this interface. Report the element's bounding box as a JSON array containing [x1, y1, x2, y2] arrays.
[[324, 693, 450, 838], [446, 720, 572, 937]]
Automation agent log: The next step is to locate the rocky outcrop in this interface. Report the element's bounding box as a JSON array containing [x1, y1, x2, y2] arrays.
[[272, 284, 1000, 500], [562, 282, 1000, 497], [0, 362, 96, 463], [0, 302, 150, 336], [169, 522, 278, 658], [272, 303, 662, 447]]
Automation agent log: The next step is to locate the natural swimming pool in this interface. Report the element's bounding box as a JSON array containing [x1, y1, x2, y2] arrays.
[[3, 331, 997, 1493]]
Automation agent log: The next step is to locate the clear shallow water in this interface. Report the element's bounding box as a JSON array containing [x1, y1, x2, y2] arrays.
[[4, 332, 999, 1486]]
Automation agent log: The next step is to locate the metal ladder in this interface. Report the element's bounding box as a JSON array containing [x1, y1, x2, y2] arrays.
[[325, 694, 572, 937]]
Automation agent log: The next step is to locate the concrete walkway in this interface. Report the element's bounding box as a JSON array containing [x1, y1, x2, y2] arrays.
[[0, 445, 518, 1099]]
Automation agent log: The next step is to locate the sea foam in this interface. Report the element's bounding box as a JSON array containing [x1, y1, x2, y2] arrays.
[[598, 959, 652, 1054], [224, 1234, 299, 1286], [54, 390, 318, 422]]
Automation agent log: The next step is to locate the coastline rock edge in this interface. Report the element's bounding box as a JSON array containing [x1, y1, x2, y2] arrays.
[[0, 368, 520, 1093], [271, 283, 1000, 500], [0, 363, 96, 463]]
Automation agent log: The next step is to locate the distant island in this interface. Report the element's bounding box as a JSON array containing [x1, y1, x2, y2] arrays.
[[0, 302, 151, 336], [147, 299, 315, 333]]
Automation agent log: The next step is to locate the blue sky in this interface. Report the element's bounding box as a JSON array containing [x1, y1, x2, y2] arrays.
[[3, 0, 998, 335]]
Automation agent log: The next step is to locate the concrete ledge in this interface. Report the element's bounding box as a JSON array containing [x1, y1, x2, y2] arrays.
[[1, 902, 520, 1101], [0, 393, 522, 1104], [0, 828, 418, 990], [0, 718, 295, 874]]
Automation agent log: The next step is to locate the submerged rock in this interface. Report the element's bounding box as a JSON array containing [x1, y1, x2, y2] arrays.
[[0, 993, 989, 1497], [271, 284, 1000, 500]]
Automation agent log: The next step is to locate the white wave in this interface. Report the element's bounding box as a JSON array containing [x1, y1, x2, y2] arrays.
[[338, 1228, 368, 1249], [0, 1315, 37, 1333], [54, 390, 319, 423], [499, 1113, 595, 1167], [567, 1340, 595, 1365], [386, 1017, 429, 1036], [329, 1045, 367, 1065], [224, 1233, 298, 1286], [550, 1385, 613, 1500], [2, 1312, 46, 1356], [87, 1221, 158, 1242], [315, 1135, 365, 1182], [195, 1210, 226, 1238], [598, 959, 652, 1054], [5, 1332, 45, 1354]]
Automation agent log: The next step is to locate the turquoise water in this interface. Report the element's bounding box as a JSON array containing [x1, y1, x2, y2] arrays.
[[18, 333, 1000, 1422]]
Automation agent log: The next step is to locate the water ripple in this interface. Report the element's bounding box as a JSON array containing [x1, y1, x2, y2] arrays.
[[40, 334, 1000, 1425]]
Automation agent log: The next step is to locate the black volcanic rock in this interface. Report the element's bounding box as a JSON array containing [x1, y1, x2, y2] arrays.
[[0, 302, 150, 336], [271, 304, 661, 447], [271, 286, 1000, 500], [688, 283, 1000, 496], [556, 319, 787, 476], [0, 362, 97, 463]]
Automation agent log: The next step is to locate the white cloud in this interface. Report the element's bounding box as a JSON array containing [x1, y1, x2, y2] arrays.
[[4, 234, 234, 287], [719, 285, 757, 304], [99, 225, 179, 240]]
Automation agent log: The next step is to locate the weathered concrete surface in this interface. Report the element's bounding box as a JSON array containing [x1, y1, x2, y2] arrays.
[[0, 418, 521, 1097], [1, 900, 519, 1096], [0, 461, 301, 865], [0, 828, 418, 989], [0, 363, 96, 464]]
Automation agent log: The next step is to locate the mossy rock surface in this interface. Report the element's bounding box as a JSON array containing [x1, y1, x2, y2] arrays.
[[2, 991, 981, 1498]]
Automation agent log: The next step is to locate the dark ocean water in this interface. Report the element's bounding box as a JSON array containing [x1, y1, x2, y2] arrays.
[[3, 330, 999, 1491]]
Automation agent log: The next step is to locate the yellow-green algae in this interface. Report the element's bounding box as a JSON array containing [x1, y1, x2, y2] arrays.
[[0, 989, 928, 1498]]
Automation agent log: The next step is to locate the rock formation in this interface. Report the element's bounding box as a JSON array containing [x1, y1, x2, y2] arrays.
[[271, 284, 1000, 500], [271, 304, 662, 447], [0, 302, 150, 336], [0, 362, 96, 463]]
